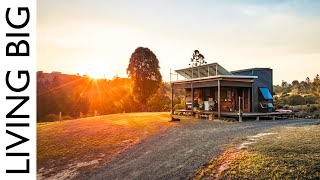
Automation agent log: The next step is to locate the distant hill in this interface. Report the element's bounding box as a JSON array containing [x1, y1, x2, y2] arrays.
[[273, 74, 320, 107]]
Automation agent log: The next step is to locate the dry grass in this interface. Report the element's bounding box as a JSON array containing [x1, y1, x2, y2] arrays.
[[37, 112, 176, 179], [195, 124, 320, 179]]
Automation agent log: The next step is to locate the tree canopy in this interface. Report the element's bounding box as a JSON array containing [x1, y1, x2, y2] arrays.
[[126, 47, 162, 107]]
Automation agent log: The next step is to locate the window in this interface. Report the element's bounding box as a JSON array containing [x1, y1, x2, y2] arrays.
[[221, 89, 232, 101]]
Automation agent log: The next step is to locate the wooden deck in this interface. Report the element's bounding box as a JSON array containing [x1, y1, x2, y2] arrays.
[[175, 109, 294, 121], [218, 111, 294, 121], [175, 109, 193, 116]]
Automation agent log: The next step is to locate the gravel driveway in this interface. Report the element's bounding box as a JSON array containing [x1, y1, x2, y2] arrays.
[[88, 119, 320, 180]]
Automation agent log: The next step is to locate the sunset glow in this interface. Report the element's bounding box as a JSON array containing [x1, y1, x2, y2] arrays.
[[38, 0, 320, 84], [77, 61, 108, 79]]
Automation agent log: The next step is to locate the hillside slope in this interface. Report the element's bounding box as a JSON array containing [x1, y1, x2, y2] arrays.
[[37, 112, 175, 180]]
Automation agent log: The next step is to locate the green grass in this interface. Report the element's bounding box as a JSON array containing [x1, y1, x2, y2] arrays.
[[37, 112, 176, 178], [195, 125, 320, 179]]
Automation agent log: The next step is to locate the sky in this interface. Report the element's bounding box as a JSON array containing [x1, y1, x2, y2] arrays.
[[37, 0, 320, 85]]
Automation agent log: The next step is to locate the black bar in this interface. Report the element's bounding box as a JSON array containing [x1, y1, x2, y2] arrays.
[[6, 33, 29, 37], [6, 153, 30, 156], [6, 123, 29, 127]]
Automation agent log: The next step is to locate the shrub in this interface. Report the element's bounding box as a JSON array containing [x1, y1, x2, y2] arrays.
[[305, 95, 318, 104], [174, 104, 185, 111], [286, 95, 305, 105], [310, 105, 318, 113], [44, 114, 59, 122], [283, 105, 290, 110]]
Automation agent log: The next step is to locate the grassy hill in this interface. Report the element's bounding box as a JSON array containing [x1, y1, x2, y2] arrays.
[[37, 112, 176, 179]]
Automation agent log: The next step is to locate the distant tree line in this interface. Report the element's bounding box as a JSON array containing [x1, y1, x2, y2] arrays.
[[37, 73, 174, 122], [273, 74, 320, 107]]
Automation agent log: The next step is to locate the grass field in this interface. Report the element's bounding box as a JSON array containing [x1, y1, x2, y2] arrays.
[[195, 124, 320, 179], [37, 112, 176, 179]]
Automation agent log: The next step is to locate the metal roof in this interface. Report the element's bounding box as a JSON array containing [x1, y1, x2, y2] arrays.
[[171, 75, 258, 83], [231, 67, 272, 74], [175, 63, 231, 79]]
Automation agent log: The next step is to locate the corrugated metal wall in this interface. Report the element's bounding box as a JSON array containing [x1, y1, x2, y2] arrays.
[[233, 69, 273, 112]]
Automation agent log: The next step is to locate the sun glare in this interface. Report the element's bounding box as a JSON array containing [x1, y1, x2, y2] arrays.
[[77, 62, 106, 79]]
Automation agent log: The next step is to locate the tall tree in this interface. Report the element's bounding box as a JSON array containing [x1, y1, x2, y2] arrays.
[[190, 50, 206, 67], [127, 47, 162, 110]]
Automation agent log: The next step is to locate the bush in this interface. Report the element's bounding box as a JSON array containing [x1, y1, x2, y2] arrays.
[[62, 115, 73, 120], [310, 105, 318, 113], [305, 95, 319, 104], [174, 104, 185, 111], [283, 105, 290, 110], [287, 95, 305, 105], [43, 114, 59, 122]]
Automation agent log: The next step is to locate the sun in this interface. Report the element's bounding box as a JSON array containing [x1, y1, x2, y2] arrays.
[[77, 62, 106, 79], [89, 70, 104, 79]]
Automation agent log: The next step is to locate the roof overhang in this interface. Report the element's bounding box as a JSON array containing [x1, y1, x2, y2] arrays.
[[171, 75, 258, 84], [171, 75, 257, 89]]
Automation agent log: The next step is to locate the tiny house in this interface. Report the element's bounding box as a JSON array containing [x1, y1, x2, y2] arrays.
[[170, 63, 273, 118]]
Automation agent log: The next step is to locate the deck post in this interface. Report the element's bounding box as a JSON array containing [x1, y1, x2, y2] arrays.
[[191, 84, 194, 115], [248, 88, 251, 112], [218, 80, 221, 118], [272, 116, 276, 120], [242, 89, 245, 112], [239, 114, 242, 122], [256, 116, 259, 121], [251, 82, 255, 112], [171, 84, 174, 115], [238, 96, 242, 122]]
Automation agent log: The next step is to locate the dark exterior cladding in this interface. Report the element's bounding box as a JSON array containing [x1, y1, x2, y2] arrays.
[[231, 68, 273, 112]]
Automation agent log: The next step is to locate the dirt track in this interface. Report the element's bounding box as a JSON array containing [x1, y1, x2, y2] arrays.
[[88, 118, 319, 180]]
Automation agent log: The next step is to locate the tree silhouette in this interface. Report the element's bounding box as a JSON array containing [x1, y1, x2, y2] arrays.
[[127, 47, 162, 110], [190, 50, 206, 67]]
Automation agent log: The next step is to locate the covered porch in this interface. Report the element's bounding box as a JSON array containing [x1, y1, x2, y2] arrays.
[[170, 75, 257, 118]]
